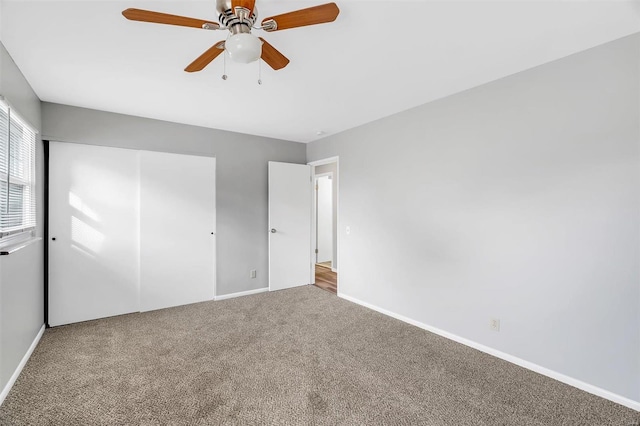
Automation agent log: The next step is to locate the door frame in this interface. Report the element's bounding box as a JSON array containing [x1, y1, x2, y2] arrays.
[[308, 156, 339, 288], [44, 140, 50, 327]]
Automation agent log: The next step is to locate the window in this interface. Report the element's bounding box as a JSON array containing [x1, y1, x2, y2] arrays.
[[0, 97, 37, 244]]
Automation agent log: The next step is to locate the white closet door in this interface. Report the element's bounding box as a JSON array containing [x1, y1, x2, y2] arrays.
[[49, 142, 140, 327], [139, 151, 215, 312]]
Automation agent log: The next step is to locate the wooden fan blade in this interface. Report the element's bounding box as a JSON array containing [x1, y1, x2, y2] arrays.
[[185, 42, 226, 72], [261, 3, 339, 32], [122, 8, 219, 30], [232, 0, 256, 14], [259, 38, 290, 70]]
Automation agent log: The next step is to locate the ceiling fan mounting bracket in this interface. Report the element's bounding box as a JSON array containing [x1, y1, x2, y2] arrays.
[[261, 19, 277, 32], [234, 7, 251, 24]]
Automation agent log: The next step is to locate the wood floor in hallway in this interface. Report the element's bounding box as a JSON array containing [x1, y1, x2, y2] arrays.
[[314, 263, 337, 294]]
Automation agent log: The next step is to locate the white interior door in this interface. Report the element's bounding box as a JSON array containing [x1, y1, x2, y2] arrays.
[[49, 142, 140, 327], [316, 175, 333, 264], [269, 162, 312, 291], [139, 151, 215, 312]]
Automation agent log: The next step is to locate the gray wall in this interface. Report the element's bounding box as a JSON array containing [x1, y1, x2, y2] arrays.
[[42, 103, 306, 296], [307, 34, 640, 402], [0, 40, 44, 394], [314, 162, 338, 270]]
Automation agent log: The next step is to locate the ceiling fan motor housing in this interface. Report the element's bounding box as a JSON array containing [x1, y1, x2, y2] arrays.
[[216, 0, 257, 34], [215, 0, 234, 15]]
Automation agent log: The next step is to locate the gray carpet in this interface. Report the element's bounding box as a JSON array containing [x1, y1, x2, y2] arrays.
[[0, 286, 638, 425]]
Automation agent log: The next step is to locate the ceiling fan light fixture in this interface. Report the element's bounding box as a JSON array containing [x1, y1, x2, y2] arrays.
[[122, 2, 341, 72], [225, 33, 262, 63]]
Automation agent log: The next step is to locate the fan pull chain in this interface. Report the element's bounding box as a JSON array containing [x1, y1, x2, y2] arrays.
[[222, 51, 228, 80], [257, 60, 262, 85]]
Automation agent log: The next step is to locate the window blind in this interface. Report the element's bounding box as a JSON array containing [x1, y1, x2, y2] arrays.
[[0, 98, 37, 238]]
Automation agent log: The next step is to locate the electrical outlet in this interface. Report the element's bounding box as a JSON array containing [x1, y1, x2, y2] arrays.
[[250, 270, 257, 279], [489, 318, 500, 332]]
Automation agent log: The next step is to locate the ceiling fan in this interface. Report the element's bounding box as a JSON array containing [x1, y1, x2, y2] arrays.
[[122, 0, 340, 72]]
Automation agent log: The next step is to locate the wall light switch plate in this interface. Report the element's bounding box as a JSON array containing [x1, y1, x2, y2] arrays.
[[250, 270, 257, 279], [345, 226, 351, 235]]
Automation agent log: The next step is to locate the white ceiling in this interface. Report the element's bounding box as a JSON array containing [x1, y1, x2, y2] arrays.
[[1, 1, 639, 143]]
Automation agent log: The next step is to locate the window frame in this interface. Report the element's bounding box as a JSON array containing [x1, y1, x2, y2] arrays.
[[0, 95, 38, 248]]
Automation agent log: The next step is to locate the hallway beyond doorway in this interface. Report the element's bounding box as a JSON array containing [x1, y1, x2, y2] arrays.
[[314, 263, 337, 294]]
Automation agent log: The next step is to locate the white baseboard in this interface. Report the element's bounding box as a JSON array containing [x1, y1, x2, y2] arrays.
[[337, 292, 640, 412], [214, 287, 268, 301], [0, 324, 45, 406]]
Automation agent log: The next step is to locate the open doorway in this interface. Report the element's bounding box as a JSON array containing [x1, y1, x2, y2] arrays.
[[311, 159, 338, 294]]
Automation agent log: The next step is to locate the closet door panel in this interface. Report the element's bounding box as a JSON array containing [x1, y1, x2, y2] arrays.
[[139, 151, 215, 312], [49, 142, 140, 326]]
